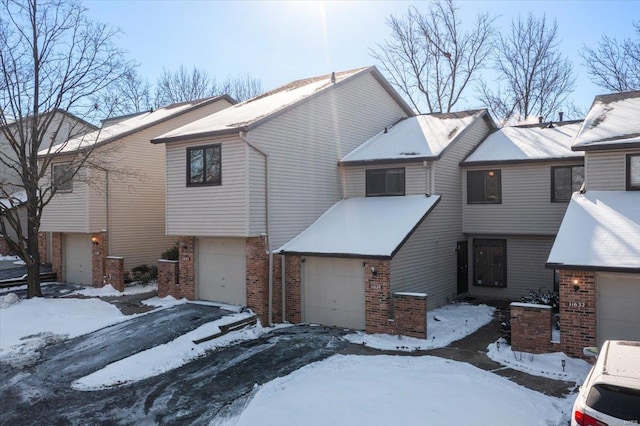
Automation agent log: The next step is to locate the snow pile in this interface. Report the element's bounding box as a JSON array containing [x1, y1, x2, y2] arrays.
[[0, 255, 20, 261], [72, 313, 263, 390], [487, 339, 592, 384], [73, 282, 158, 297], [0, 292, 19, 308], [12, 259, 26, 265], [345, 303, 495, 351], [222, 355, 569, 426], [141, 295, 190, 308]]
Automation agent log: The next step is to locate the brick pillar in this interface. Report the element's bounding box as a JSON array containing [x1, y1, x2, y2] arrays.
[[559, 270, 596, 358], [365, 259, 392, 334], [0, 236, 10, 256], [51, 232, 63, 280], [246, 236, 269, 325], [38, 232, 47, 263], [104, 256, 125, 292], [91, 231, 108, 287], [510, 302, 552, 354], [393, 293, 428, 338], [272, 252, 283, 323], [178, 237, 195, 300], [285, 255, 302, 323], [158, 260, 180, 298]]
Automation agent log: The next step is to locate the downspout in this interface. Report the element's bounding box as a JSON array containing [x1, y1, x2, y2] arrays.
[[239, 131, 273, 326]]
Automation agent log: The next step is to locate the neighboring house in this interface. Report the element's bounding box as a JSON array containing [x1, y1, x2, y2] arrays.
[[460, 119, 584, 300], [547, 90, 640, 357], [151, 67, 415, 329], [0, 110, 96, 255], [39, 96, 235, 286]]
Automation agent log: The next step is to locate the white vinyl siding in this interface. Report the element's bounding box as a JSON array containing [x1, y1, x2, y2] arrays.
[[391, 117, 492, 310], [463, 161, 582, 235], [341, 163, 430, 198], [249, 72, 409, 249], [248, 147, 266, 235], [585, 149, 640, 191], [467, 235, 555, 300], [88, 168, 107, 231], [41, 166, 90, 232]]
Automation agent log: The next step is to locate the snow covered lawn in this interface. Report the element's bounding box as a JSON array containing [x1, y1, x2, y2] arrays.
[[223, 354, 570, 426]]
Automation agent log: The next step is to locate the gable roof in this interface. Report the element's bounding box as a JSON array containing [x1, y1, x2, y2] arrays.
[[39, 95, 234, 156], [462, 120, 584, 166], [151, 66, 415, 144], [546, 191, 640, 272], [572, 90, 640, 151], [340, 110, 488, 166], [278, 194, 441, 259]]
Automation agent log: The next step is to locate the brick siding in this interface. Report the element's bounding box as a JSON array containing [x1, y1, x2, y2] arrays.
[[246, 236, 269, 325], [393, 293, 427, 339], [51, 232, 62, 280], [158, 260, 180, 298], [285, 255, 302, 323], [510, 303, 552, 354], [364, 259, 393, 334], [0, 237, 10, 256], [91, 231, 108, 287], [178, 236, 195, 300], [104, 256, 125, 292], [559, 270, 596, 359]]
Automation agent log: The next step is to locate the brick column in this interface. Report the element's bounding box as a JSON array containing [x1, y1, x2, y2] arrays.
[[510, 302, 552, 354], [364, 259, 392, 334], [393, 292, 427, 338], [178, 237, 195, 300], [158, 260, 180, 298], [559, 270, 596, 358], [91, 231, 108, 287], [272, 253, 283, 323], [104, 256, 125, 292], [51, 232, 63, 280], [38, 232, 47, 262], [285, 255, 302, 323], [246, 236, 269, 325], [0, 236, 10, 256]]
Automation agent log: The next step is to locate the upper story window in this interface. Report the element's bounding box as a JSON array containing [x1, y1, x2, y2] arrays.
[[467, 170, 501, 204], [52, 164, 73, 192], [551, 165, 584, 202], [187, 144, 221, 186], [627, 154, 640, 190], [366, 168, 405, 197]]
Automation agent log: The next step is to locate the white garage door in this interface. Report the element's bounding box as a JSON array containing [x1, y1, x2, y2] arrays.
[[64, 233, 92, 285], [303, 257, 365, 330], [196, 238, 246, 306], [597, 273, 640, 347]]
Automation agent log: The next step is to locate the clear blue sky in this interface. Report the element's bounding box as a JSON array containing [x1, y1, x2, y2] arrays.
[[85, 0, 640, 114]]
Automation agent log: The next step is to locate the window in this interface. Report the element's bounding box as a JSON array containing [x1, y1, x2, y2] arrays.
[[187, 144, 221, 186], [551, 165, 584, 201], [467, 170, 501, 203], [52, 164, 73, 192], [473, 239, 506, 287], [627, 154, 640, 190], [366, 168, 405, 197]]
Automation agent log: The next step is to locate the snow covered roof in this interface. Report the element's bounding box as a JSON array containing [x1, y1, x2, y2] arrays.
[[278, 194, 440, 258], [39, 96, 231, 155], [573, 90, 640, 151], [341, 110, 486, 165], [547, 191, 640, 271], [152, 66, 414, 144], [463, 121, 584, 165]]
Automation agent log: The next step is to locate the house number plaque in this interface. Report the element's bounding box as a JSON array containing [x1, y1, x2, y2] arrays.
[[567, 301, 586, 308]]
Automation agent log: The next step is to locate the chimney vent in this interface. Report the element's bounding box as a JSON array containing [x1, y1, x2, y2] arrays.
[[538, 116, 543, 124], [331, 72, 336, 84], [547, 121, 554, 128], [559, 111, 564, 122]]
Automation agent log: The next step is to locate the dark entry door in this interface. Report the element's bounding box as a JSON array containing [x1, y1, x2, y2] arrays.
[[456, 240, 469, 295]]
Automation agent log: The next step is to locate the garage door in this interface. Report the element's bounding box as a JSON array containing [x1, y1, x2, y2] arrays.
[[196, 238, 246, 305], [64, 233, 93, 285], [303, 257, 365, 330], [597, 273, 640, 347]]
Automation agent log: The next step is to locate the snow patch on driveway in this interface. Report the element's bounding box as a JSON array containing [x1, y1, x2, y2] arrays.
[[72, 283, 158, 297]]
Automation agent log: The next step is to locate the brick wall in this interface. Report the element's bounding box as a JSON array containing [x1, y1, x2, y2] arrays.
[[91, 231, 108, 287], [0, 236, 10, 256], [38, 232, 47, 262], [393, 293, 427, 338], [246, 236, 269, 325], [559, 270, 596, 358], [158, 260, 180, 298], [510, 303, 552, 354], [104, 256, 125, 292], [51, 232, 62, 280], [285, 255, 302, 323], [178, 237, 195, 300], [364, 259, 393, 334], [272, 253, 283, 323]]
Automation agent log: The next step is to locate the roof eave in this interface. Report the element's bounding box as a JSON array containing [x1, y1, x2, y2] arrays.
[[279, 251, 392, 260], [461, 156, 584, 167], [150, 126, 248, 144], [340, 156, 438, 167], [545, 262, 640, 273], [572, 141, 640, 152]]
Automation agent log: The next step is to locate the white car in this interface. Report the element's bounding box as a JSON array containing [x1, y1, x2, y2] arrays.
[[571, 340, 640, 426]]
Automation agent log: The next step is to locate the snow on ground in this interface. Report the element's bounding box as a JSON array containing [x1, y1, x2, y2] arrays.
[[487, 338, 592, 384], [0, 255, 20, 261], [0, 297, 127, 363], [221, 354, 569, 426], [12, 259, 26, 266], [72, 282, 158, 297], [345, 303, 495, 351], [72, 312, 264, 390]]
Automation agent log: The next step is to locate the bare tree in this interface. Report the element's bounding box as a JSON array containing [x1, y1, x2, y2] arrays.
[[155, 65, 262, 105], [478, 13, 575, 125], [581, 22, 640, 92], [371, 0, 495, 113], [92, 68, 153, 117], [0, 0, 131, 297]]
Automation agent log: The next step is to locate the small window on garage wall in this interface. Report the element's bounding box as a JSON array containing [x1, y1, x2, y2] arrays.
[[366, 168, 405, 196], [187, 144, 221, 186], [52, 164, 73, 192], [473, 239, 507, 287]]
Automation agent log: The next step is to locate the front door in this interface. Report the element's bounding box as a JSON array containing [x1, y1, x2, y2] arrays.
[[456, 240, 468, 295]]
